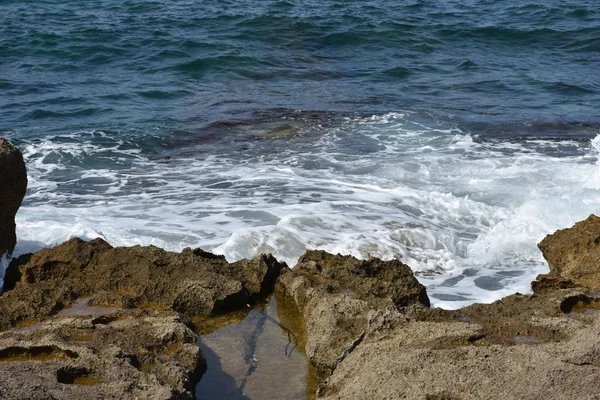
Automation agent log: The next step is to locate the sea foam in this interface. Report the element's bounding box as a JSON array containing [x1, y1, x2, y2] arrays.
[[12, 115, 600, 308]]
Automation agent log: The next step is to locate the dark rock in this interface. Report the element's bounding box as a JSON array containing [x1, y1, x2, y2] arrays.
[[0, 138, 27, 259], [1, 238, 287, 330], [294, 250, 430, 308]]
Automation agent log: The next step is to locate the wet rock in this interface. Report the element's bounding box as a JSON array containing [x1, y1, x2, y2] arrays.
[[0, 138, 27, 259], [538, 214, 600, 288], [1, 238, 287, 330]]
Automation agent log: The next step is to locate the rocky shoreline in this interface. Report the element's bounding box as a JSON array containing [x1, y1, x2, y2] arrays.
[[1, 138, 599, 399]]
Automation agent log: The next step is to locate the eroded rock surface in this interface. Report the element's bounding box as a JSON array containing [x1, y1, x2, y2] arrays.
[[275, 250, 429, 380], [276, 218, 600, 400], [1, 238, 286, 330], [0, 138, 27, 259], [0, 304, 204, 399], [538, 214, 600, 288], [0, 238, 287, 399]]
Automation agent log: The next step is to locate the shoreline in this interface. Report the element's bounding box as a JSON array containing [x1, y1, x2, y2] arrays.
[[2, 138, 600, 399]]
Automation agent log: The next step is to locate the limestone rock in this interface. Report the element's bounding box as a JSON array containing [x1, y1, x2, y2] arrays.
[[0, 305, 204, 399], [318, 312, 600, 400], [1, 238, 287, 330], [538, 214, 600, 288], [312, 216, 600, 399], [275, 251, 429, 381], [0, 238, 288, 399], [0, 138, 27, 259], [294, 250, 430, 308]]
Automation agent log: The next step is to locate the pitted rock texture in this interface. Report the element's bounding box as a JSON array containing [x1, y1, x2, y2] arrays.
[[0, 306, 205, 399], [538, 214, 600, 288], [275, 251, 429, 380], [1, 237, 287, 330], [275, 221, 600, 400]]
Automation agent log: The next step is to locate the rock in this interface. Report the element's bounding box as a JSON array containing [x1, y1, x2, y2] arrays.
[[538, 214, 600, 288], [294, 250, 430, 308], [0, 138, 27, 259], [275, 251, 429, 381], [0, 304, 205, 399], [273, 219, 600, 400], [1, 238, 287, 330], [310, 217, 600, 399], [0, 238, 288, 399], [318, 310, 600, 400]]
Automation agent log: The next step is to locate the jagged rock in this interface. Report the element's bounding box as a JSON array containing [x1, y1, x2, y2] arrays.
[[1, 238, 287, 330], [275, 250, 429, 381], [0, 238, 288, 399], [0, 138, 27, 259], [538, 214, 600, 288], [0, 304, 204, 399], [294, 250, 430, 308], [310, 218, 600, 400]]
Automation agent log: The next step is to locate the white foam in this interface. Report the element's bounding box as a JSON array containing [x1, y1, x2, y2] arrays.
[[0, 253, 10, 292], [12, 122, 600, 308]]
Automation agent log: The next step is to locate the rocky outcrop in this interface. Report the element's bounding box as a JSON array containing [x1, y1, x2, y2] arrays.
[[275, 250, 429, 380], [3, 210, 600, 399], [0, 238, 287, 398], [537, 214, 600, 288], [275, 218, 600, 400], [0, 138, 27, 259], [1, 237, 286, 330]]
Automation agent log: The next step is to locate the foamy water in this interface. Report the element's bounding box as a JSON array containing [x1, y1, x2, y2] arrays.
[[12, 113, 600, 308]]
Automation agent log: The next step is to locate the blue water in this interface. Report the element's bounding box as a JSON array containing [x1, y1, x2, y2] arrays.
[[2, 0, 600, 308]]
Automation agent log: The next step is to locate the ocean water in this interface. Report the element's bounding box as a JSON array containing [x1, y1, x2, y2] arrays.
[[1, 0, 599, 308]]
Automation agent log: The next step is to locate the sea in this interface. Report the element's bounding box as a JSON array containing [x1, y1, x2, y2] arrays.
[[1, 0, 599, 309]]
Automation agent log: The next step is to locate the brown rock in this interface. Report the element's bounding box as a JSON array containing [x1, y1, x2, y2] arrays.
[[294, 250, 430, 308], [275, 251, 429, 381], [538, 214, 600, 288], [318, 309, 600, 400], [272, 218, 600, 400], [0, 305, 205, 399], [0, 238, 288, 399], [0, 138, 27, 258], [1, 238, 287, 330]]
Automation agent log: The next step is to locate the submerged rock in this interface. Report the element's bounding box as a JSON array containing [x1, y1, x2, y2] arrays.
[[0, 138, 27, 260]]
